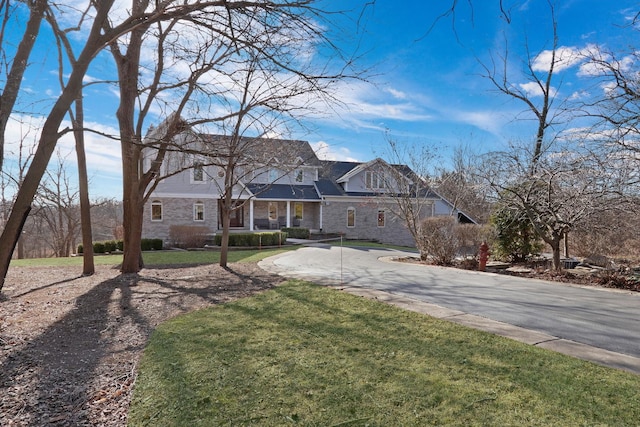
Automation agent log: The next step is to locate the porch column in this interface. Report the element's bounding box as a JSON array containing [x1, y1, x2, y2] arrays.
[[249, 199, 254, 231], [319, 201, 323, 230], [286, 201, 291, 228]]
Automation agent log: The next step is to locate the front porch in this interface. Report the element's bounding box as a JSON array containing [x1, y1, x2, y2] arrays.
[[249, 200, 321, 231]]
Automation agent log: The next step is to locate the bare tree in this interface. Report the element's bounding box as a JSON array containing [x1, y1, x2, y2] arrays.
[[0, 0, 119, 289], [109, 1, 360, 272], [434, 144, 492, 224], [372, 137, 440, 259], [0, 0, 47, 169], [580, 37, 640, 162], [476, 1, 595, 268], [34, 151, 80, 257], [480, 139, 629, 269]]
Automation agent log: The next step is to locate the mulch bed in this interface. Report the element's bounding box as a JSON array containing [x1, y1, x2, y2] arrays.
[[0, 263, 283, 426]]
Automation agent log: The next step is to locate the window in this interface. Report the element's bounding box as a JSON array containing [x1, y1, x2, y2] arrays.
[[294, 202, 303, 220], [295, 169, 304, 183], [193, 162, 204, 182], [347, 207, 355, 227], [377, 209, 385, 227], [151, 200, 163, 221], [194, 202, 205, 221], [365, 171, 385, 189], [268, 202, 278, 220], [269, 169, 279, 182]]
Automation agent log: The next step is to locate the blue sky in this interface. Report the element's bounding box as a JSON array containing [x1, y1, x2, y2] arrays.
[[4, 1, 639, 199]]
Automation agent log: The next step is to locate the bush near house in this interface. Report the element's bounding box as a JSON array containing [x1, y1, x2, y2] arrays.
[[78, 238, 163, 254], [280, 227, 310, 239], [417, 217, 490, 266], [491, 205, 543, 262], [169, 225, 210, 249], [214, 232, 287, 247]]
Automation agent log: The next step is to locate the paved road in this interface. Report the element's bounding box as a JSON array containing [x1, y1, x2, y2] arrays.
[[260, 244, 640, 361]]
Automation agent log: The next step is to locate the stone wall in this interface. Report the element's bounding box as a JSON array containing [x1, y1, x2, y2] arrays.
[[142, 197, 218, 246], [321, 200, 416, 247]]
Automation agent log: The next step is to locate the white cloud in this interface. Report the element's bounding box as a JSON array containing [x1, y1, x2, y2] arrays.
[[311, 141, 359, 162], [518, 81, 558, 98], [532, 45, 588, 72]]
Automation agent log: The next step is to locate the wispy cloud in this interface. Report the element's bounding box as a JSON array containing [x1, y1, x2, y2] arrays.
[[311, 140, 360, 162]]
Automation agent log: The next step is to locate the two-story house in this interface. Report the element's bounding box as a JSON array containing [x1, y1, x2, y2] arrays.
[[141, 128, 472, 248]]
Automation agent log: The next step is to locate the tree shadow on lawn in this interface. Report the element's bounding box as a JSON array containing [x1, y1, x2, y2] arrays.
[[0, 263, 280, 426]]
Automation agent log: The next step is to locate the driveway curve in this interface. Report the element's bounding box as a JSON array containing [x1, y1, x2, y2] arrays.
[[260, 244, 640, 373]]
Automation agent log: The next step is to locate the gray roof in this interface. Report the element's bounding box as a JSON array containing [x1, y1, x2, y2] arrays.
[[315, 160, 440, 198], [198, 134, 321, 167], [247, 184, 321, 200]]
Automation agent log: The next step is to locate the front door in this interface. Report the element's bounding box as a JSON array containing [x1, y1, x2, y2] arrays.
[[219, 200, 244, 228]]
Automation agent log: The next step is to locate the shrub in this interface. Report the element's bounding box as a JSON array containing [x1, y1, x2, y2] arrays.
[[417, 216, 459, 265], [169, 225, 210, 249], [93, 241, 106, 254], [214, 232, 287, 247], [491, 205, 543, 262], [281, 227, 310, 239], [141, 238, 163, 251], [104, 240, 118, 253], [78, 239, 158, 254], [455, 224, 492, 258]]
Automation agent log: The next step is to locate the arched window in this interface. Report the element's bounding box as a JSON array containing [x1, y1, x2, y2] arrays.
[[151, 200, 163, 221]]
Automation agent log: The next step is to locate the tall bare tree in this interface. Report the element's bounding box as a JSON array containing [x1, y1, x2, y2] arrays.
[[481, 138, 630, 269], [109, 1, 360, 272], [34, 151, 80, 257], [0, 0, 47, 169]]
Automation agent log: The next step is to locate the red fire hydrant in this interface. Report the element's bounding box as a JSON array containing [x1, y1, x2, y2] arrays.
[[479, 241, 490, 272]]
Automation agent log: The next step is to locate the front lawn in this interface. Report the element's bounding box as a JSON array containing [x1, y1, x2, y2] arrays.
[[8, 247, 294, 268], [129, 280, 640, 426]]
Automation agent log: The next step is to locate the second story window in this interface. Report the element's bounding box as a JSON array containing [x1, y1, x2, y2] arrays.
[[365, 171, 385, 189], [193, 162, 204, 182], [295, 169, 304, 183], [269, 169, 279, 182]]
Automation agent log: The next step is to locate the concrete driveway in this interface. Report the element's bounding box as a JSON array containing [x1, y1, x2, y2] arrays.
[[259, 244, 640, 374]]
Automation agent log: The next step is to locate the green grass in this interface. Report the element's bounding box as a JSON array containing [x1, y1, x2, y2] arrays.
[[8, 247, 294, 268], [129, 281, 640, 426]]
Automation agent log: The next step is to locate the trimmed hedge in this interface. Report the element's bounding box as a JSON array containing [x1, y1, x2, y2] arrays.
[[78, 238, 163, 254], [214, 232, 287, 247], [280, 227, 310, 239]]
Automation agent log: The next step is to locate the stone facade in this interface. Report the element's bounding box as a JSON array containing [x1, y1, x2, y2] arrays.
[[142, 197, 219, 244], [321, 199, 419, 247]]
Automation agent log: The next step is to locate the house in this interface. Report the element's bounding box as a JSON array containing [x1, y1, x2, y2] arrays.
[[141, 129, 472, 248]]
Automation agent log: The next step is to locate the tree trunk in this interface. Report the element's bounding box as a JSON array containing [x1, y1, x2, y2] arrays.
[[0, 0, 113, 289], [219, 200, 231, 267], [563, 230, 569, 258], [74, 95, 95, 275], [0, 0, 47, 169], [551, 238, 562, 271], [121, 159, 145, 273]]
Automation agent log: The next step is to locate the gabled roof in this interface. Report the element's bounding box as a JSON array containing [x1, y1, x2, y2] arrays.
[[315, 159, 439, 198], [335, 158, 387, 183], [195, 134, 321, 167]]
